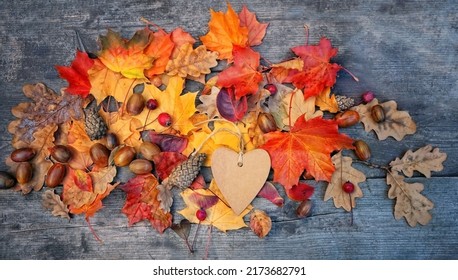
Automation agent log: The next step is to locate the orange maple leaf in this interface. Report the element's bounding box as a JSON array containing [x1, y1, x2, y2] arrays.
[[98, 29, 153, 79], [144, 29, 175, 78], [217, 46, 262, 99], [286, 37, 342, 99], [261, 115, 354, 189], [200, 3, 248, 61], [238, 5, 268, 46], [55, 50, 94, 98]]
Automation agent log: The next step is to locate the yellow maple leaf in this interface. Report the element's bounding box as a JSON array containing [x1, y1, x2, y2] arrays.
[[88, 59, 147, 105], [282, 89, 323, 127], [315, 87, 339, 113], [200, 3, 249, 61], [134, 76, 197, 135], [178, 180, 250, 232], [98, 29, 153, 79], [166, 43, 218, 78]]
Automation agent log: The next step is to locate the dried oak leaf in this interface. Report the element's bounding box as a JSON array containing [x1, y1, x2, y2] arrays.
[[250, 209, 272, 238], [238, 5, 268, 46], [178, 180, 250, 232], [315, 87, 339, 113], [274, 38, 342, 98], [134, 76, 197, 135], [217, 45, 262, 99], [352, 98, 416, 141], [120, 174, 172, 233], [166, 43, 218, 79], [324, 152, 366, 211], [282, 89, 323, 127], [8, 83, 83, 144], [389, 145, 447, 178], [98, 28, 153, 79], [261, 116, 354, 189], [200, 2, 249, 61], [55, 50, 94, 98], [42, 189, 70, 219], [196, 86, 221, 119], [7, 124, 58, 194], [387, 171, 433, 227]]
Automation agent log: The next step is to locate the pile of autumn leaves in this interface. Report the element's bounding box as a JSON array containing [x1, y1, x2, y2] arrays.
[[5, 3, 447, 240]]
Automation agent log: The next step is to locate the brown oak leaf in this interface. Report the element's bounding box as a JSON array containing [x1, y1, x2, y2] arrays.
[[324, 152, 366, 211], [42, 189, 70, 219], [249, 209, 272, 238], [196, 86, 220, 119], [8, 83, 83, 145], [389, 145, 447, 178], [166, 43, 218, 79], [352, 98, 416, 141], [386, 171, 433, 227]]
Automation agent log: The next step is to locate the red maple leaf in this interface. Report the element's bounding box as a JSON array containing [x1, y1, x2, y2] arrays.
[[238, 5, 269, 46], [55, 50, 94, 98], [120, 174, 172, 233], [261, 115, 354, 189], [287, 37, 342, 98], [217, 45, 262, 99]]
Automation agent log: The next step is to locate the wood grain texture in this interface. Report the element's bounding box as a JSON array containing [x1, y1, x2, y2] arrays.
[[0, 0, 457, 259]]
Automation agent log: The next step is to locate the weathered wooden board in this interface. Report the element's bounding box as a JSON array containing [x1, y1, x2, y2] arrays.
[[0, 0, 457, 259]]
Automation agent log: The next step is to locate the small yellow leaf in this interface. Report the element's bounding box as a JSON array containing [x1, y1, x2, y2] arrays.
[[315, 87, 339, 113]]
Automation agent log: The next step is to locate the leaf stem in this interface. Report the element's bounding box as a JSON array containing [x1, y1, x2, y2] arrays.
[[288, 88, 298, 128]]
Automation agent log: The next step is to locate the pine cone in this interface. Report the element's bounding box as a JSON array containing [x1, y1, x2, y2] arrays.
[[165, 153, 206, 189], [84, 101, 108, 140], [336, 95, 355, 111]]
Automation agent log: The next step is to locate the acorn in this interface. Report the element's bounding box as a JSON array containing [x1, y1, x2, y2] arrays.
[[129, 159, 153, 175], [49, 145, 72, 163], [89, 143, 110, 167], [106, 132, 119, 150], [354, 140, 371, 161], [126, 93, 145, 116], [257, 113, 277, 133], [0, 171, 16, 189], [139, 142, 161, 161], [16, 162, 33, 184], [45, 163, 66, 188], [334, 110, 360, 128], [371, 104, 385, 123], [296, 199, 312, 218], [113, 146, 136, 167], [10, 148, 36, 162]]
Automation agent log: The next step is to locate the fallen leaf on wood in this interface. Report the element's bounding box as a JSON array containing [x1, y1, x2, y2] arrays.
[[42, 189, 70, 219], [324, 152, 366, 211], [166, 43, 218, 79], [55, 50, 94, 98], [216, 86, 248, 122], [238, 5, 268, 46], [389, 145, 447, 178], [286, 182, 315, 202], [269, 58, 303, 83], [250, 209, 272, 238], [196, 86, 221, 119], [282, 89, 323, 127], [144, 28, 175, 78], [352, 98, 417, 141], [315, 87, 338, 113], [387, 171, 433, 227], [257, 182, 284, 207]]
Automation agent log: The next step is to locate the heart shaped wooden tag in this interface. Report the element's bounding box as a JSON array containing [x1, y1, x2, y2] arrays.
[[211, 147, 271, 215]]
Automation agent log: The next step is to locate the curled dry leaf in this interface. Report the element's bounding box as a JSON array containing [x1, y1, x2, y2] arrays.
[[387, 171, 433, 227], [257, 182, 284, 207], [389, 145, 447, 178], [250, 209, 272, 238], [324, 152, 366, 211], [166, 43, 218, 79], [42, 189, 70, 219], [353, 98, 416, 141]]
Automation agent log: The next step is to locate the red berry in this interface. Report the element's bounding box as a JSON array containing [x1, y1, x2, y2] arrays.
[[158, 112, 172, 127], [264, 84, 277, 95], [342, 181, 355, 193], [196, 208, 207, 221], [361, 91, 375, 104], [146, 98, 159, 110]]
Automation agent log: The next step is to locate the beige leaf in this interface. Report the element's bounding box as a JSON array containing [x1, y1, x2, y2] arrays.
[[196, 86, 221, 119], [90, 165, 117, 194], [315, 87, 339, 113], [282, 88, 323, 127], [387, 171, 433, 227], [324, 152, 366, 211], [390, 145, 447, 178], [352, 98, 416, 141], [42, 189, 70, 219], [166, 43, 218, 78], [250, 209, 272, 238]]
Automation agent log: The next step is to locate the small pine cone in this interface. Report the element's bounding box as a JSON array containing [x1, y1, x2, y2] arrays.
[[336, 95, 355, 111], [84, 101, 108, 140], [165, 153, 206, 189]]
